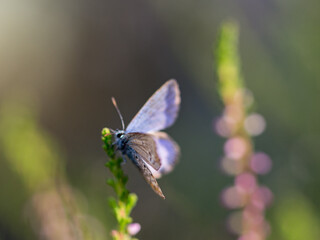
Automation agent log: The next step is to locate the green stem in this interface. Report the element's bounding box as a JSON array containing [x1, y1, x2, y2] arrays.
[[101, 128, 138, 240]]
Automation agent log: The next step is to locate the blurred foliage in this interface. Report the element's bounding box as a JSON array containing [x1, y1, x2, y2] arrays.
[[0, 102, 61, 192], [275, 192, 320, 240], [0, 102, 106, 240], [215, 21, 243, 105]]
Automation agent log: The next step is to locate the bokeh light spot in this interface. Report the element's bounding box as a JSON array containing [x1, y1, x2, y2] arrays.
[[235, 173, 257, 193], [244, 113, 266, 136], [227, 211, 243, 235], [224, 137, 248, 160], [214, 117, 232, 137], [257, 186, 273, 207], [221, 157, 243, 175], [222, 186, 246, 209], [250, 152, 272, 175]]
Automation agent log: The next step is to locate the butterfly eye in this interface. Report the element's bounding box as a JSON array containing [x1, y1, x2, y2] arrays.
[[116, 133, 123, 138]]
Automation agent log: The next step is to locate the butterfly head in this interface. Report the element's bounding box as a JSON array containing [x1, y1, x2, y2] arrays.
[[114, 129, 127, 152], [115, 129, 125, 139]]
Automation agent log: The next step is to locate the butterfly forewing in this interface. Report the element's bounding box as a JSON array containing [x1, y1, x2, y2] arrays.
[[126, 79, 180, 133], [126, 132, 161, 170]]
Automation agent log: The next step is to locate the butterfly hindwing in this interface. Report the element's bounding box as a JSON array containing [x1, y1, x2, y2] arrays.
[[126, 79, 180, 133], [126, 132, 161, 170], [148, 132, 180, 179]]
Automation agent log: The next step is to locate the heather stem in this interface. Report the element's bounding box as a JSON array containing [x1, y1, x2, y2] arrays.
[[101, 128, 139, 240]]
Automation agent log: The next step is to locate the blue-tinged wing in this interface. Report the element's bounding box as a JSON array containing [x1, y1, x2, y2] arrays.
[[147, 132, 180, 179], [126, 79, 180, 133]]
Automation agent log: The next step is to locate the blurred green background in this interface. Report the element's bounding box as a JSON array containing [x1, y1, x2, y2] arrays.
[[1, 0, 320, 239]]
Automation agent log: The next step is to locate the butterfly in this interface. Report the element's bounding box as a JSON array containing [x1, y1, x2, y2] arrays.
[[109, 79, 181, 199]]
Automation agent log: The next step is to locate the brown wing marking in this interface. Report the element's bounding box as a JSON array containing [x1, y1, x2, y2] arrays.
[[127, 133, 161, 170], [132, 151, 165, 199]]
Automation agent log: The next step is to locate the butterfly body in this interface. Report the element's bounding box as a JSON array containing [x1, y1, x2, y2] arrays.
[[110, 79, 181, 199]]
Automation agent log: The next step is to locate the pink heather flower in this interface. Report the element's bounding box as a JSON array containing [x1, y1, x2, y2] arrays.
[[257, 186, 273, 207], [221, 186, 246, 209], [127, 223, 141, 236], [224, 137, 248, 160], [235, 173, 257, 193], [250, 152, 272, 175]]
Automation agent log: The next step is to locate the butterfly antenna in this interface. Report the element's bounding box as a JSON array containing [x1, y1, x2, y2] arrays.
[[111, 97, 125, 130]]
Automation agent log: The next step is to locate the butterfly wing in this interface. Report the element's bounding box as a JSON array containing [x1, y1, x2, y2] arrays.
[[148, 132, 180, 179], [126, 79, 180, 133], [125, 133, 165, 198], [126, 133, 161, 170], [130, 152, 165, 199]]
